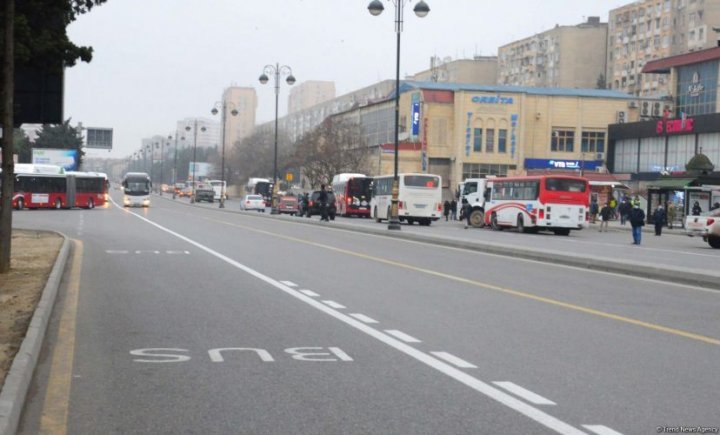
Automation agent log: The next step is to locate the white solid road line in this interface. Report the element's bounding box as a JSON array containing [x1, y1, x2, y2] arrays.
[[430, 352, 478, 369], [582, 425, 624, 435], [493, 381, 557, 405], [280, 280, 298, 287], [113, 200, 592, 435], [349, 313, 379, 324], [300, 289, 320, 297], [322, 300, 346, 309], [384, 330, 422, 343]]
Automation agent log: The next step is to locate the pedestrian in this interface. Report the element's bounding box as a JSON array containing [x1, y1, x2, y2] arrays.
[[443, 200, 451, 221], [589, 198, 599, 224], [599, 202, 613, 232], [462, 198, 472, 229], [629, 203, 646, 245], [319, 184, 329, 221], [667, 202, 676, 229], [608, 196, 617, 219], [692, 201, 702, 216], [619, 198, 631, 226], [652, 204, 666, 236], [450, 199, 457, 221]]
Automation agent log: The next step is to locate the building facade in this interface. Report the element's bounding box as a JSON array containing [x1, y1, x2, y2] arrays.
[[498, 17, 608, 89], [607, 0, 720, 97], [174, 118, 221, 150], [287, 81, 336, 114], [222, 87, 257, 148], [412, 56, 498, 85]]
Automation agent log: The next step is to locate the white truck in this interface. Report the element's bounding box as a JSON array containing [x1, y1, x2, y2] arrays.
[[457, 177, 492, 227]]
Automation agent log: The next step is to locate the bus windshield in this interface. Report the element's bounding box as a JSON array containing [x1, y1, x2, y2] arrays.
[[404, 175, 440, 188], [545, 178, 587, 193]]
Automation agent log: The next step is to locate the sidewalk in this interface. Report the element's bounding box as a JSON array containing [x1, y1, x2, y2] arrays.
[[589, 218, 686, 236]]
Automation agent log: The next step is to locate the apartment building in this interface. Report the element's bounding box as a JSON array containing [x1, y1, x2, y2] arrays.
[[174, 118, 221, 150], [287, 80, 336, 114], [411, 56, 498, 85], [498, 17, 608, 89], [607, 0, 720, 98], [221, 87, 257, 148]]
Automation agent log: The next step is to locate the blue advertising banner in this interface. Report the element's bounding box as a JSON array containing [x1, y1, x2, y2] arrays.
[[524, 158, 602, 171], [411, 102, 421, 137], [32, 148, 78, 171]]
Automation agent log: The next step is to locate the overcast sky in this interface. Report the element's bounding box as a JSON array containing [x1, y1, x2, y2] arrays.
[[65, 0, 625, 159]]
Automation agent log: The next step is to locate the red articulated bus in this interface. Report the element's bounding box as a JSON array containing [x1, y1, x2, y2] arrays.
[[7, 165, 107, 210], [332, 173, 373, 218]]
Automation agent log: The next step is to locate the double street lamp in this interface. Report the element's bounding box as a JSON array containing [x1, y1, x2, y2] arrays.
[[170, 132, 185, 199], [368, 0, 430, 230], [211, 101, 238, 208], [259, 63, 296, 214], [185, 120, 207, 204]]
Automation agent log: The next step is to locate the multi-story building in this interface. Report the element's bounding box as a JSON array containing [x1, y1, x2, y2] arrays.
[[607, 0, 720, 98], [174, 118, 221, 150], [287, 80, 336, 114], [221, 87, 257, 149], [411, 56, 498, 84], [498, 17, 608, 89]]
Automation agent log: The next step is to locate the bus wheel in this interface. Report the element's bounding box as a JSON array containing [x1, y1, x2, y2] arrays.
[[88, 198, 95, 209], [491, 213, 502, 231], [553, 228, 570, 236], [517, 215, 525, 233], [374, 207, 381, 223], [421, 219, 431, 226], [406, 218, 414, 225], [16, 198, 24, 210], [469, 210, 484, 228], [54, 199, 62, 209]]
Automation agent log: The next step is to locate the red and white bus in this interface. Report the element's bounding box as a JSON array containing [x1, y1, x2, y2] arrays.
[[332, 173, 372, 218], [484, 175, 589, 235], [66, 171, 108, 209], [7, 165, 107, 210]]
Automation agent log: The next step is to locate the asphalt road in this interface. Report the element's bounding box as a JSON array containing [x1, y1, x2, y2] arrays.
[[13, 192, 720, 434]]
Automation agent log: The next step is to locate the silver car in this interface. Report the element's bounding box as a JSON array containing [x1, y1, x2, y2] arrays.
[[240, 194, 266, 212]]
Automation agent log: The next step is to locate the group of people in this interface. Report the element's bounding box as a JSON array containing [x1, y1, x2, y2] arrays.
[[442, 199, 458, 221]]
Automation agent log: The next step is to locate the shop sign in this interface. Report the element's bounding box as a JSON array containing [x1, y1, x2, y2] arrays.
[[687, 72, 705, 98], [656, 116, 694, 134], [471, 95, 514, 104], [524, 158, 601, 170], [411, 102, 421, 136]]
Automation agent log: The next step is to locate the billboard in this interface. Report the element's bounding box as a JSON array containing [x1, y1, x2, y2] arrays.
[[32, 148, 78, 171], [188, 162, 213, 181], [86, 128, 113, 149]]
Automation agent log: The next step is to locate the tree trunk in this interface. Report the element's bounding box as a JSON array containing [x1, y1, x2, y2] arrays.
[[0, 0, 15, 273]]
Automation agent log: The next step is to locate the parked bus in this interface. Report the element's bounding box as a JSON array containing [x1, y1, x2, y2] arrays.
[[122, 172, 152, 207], [332, 173, 372, 218], [484, 175, 589, 235], [208, 179, 227, 201], [66, 171, 108, 209], [370, 173, 443, 226]]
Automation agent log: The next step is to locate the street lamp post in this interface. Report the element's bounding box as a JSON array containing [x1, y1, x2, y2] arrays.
[[170, 132, 182, 199], [186, 120, 206, 204], [259, 63, 296, 214], [368, 0, 430, 230], [159, 137, 167, 196], [211, 100, 238, 208]]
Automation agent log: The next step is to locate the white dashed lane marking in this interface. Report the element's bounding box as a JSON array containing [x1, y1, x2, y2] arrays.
[[493, 382, 557, 406], [430, 352, 477, 369], [322, 300, 346, 309], [582, 425, 624, 435], [349, 313, 379, 324], [299, 290, 320, 297], [280, 281, 298, 287], [384, 330, 422, 343]]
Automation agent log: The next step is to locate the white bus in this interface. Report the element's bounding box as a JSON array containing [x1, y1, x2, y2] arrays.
[[122, 172, 152, 207], [370, 173, 443, 226]]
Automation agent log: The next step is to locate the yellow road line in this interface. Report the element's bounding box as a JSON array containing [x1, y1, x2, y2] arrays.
[[39, 241, 83, 435], [209, 217, 720, 346]]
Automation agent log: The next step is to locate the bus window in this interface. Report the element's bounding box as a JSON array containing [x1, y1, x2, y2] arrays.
[[404, 175, 439, 188]]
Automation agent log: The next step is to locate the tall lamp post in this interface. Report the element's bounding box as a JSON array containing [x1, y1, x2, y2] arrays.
[[186, 120, 207, 204], [170, 132, 184, 199], [259, 63, 296, 214], [211, 100, 238, 208], [368, 0, 430, 230]]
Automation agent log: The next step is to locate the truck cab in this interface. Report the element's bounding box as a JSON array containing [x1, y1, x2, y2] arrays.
[[457, 178, 492, 227]]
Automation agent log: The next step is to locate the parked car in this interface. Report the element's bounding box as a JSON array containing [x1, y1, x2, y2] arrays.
[[241, 194, 266, 212], [278, 195, 299, 215], [685, 208, 720, 249], [194, 183, 215, 203], [305, 190, 336, 220], [179, 186, 193, 197]]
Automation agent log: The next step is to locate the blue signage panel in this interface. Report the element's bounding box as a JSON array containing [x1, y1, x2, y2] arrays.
[[411, 102, 421, 136], [524, 158, 602, 171]]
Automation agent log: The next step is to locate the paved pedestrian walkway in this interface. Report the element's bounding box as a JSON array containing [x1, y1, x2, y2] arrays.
[[590, 218, 686, 236]]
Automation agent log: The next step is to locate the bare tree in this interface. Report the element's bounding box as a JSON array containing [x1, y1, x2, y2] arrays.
[[229, 128, 293, 185], [293, 118, 370, 189]]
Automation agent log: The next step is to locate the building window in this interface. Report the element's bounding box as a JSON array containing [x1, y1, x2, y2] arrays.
[[462, 163, 516, 179], [498, 129, 507, 153], [551, 129, 575, 152], [486, 128, 495, 152], [473, 128, 482, 152], [581, 131, 606, 153]]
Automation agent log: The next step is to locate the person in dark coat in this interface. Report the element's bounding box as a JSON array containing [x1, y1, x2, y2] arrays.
[[599, 202, 613, 232], [692, 201, 702, 216], [450, 199, 457, 220], [443, 200, 451, 221], [618, 198, 632, 225], [629, 204, 646, 245], [652, 205, 666, 236], [318, 185, 329, 221]]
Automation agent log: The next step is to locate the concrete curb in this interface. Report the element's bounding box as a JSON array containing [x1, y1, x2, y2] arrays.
[[149, 195, 720, 291], [0, 233, 70, 435]]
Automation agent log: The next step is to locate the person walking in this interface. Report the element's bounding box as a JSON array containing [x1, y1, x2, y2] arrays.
[[443, 200, 451, 221], [629, 203, 646, 245], [599, 202, 613, 232], [462, 198, 472, 229], [652, 204, 666, 236], [619, 197, 632, 226], [667, 202, 676, 229], [692, 201, 702, 216], [608, 196, 617, 219], [318, 185, 329, 222], [450, 199, 457, 221], [589, 198, 599, 224]]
